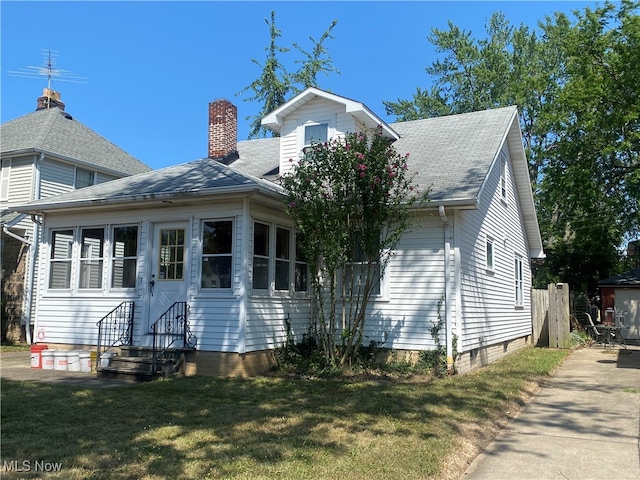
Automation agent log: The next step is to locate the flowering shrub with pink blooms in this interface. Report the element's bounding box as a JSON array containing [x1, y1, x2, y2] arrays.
[[280, 126, 428, 366]]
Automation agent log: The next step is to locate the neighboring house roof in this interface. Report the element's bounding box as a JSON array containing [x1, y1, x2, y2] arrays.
[[11, 157, 283, 213], [598, 268, 640, 287], [0, 107, 150, 176]]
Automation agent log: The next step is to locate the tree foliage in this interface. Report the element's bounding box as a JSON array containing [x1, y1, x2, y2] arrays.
[[384, 1, 639, 292], [239, 11, 339, 139], [280, 129, 427, 366]]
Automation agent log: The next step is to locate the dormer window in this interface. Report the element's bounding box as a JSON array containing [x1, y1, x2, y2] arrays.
[[303, 122, 328, 151]]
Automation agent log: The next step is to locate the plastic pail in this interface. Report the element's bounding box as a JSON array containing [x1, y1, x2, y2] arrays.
[[67, 350, 81, 372], [30, 344, 48, 369], [100, 352, 116, 368], [53, 350, 68, 371], [42, 350, 55, 370], [79, 352, 92, 373]]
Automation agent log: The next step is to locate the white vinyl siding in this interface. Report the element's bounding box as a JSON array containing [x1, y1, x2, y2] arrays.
[[278, 97, 358, 176], [458, 144, 532, 351], [40, 160, 75, 198]]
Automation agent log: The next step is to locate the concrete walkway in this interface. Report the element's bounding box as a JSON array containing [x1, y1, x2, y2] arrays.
[[461, 344, 640, 480]]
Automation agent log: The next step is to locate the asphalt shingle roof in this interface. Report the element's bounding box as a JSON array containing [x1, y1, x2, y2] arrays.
[[1, 107, 150, 176], [598, 268, 640, 287], [13, 106, 517, 213]]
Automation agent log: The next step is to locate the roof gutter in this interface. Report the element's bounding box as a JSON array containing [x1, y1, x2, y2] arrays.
[[13, 183, 285, 215]]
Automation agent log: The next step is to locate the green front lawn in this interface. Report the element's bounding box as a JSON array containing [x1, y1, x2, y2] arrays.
[[1, 347, 569, 479]]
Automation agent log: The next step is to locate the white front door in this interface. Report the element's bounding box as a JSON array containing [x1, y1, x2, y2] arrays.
[[147, 222, 189, 331]]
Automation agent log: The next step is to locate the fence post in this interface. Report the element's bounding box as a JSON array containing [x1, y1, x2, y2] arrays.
[[548, 283, 571, 348]]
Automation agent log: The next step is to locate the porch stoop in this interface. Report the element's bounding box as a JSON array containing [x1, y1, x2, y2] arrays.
[[96, 346, 187, 383]]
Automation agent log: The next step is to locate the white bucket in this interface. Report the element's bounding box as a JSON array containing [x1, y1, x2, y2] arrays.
[[42, 350, 56, 370], [100, 352, 116, 368], [67, 350, 81, 372], [79, 352, 92, 373], [53, 350, 68, 371]]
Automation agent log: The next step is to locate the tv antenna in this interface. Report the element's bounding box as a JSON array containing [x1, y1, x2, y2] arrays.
[[8, 49, 87, 107]]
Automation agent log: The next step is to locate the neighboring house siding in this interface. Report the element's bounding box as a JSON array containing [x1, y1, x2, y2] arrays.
[[96, 172, 118, 184], [40, 159, 75, 198], [4, 157, 34, 206], [459, 145, 532, 351]]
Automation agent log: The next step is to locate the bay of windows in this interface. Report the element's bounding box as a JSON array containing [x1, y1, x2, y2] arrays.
[[48, 225, 139, 291], [252, 221, 308, 294]]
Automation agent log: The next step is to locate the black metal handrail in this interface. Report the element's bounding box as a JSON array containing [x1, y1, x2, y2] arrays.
[[151, 302, 197, 374], [96, 301, 135, 370]]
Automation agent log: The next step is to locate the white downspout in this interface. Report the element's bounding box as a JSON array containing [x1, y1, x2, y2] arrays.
[[438, 205, 453, 371], [24, 153, 44, 344]]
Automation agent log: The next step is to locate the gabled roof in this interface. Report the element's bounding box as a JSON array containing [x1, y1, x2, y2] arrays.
[[598, 268, 640, 287], [0, 107, 150, 176], [11, 95, 543, 258], [262, 87, 400, 140], [12, 157, 283, 213]]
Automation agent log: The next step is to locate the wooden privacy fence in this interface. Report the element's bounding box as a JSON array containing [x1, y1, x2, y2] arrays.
[[532, 283, 571, 348]]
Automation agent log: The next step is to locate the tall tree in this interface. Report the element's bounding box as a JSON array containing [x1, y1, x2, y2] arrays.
[[537, 1, 640, 291], [281, 129, 425, 366], [239, 12, 340, 138], [384, 1, 639, 293], [290, 19, 340, 93], [238, 11, 290, 139]]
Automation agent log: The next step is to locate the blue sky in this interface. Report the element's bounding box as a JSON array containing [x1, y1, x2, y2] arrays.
[[2, 1, 599, 170]]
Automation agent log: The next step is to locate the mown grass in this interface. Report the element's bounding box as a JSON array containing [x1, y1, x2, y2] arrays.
[[0, 346, 570, 480]]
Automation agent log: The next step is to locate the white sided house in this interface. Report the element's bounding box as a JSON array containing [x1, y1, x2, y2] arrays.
[[13, 88, 544, 377]]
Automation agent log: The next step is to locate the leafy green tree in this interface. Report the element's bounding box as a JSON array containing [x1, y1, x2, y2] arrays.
[[384, 1, 639, 293], [239, 11, 290, 139], [290, 19, 340, 93], [280, 129, 426, 366], [239, 12, 340, 138], [537, 1, 640, 291]]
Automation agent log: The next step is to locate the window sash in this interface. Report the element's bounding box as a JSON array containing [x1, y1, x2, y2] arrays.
[[201, 220, 233, 289], [49, 230, 74, 289], [252, 222, 270, 290], [486, 239, 494, 270], [75, 167, 95, 189], [79, 228, 105, 289], [0, 159, 10, 201], [304, 123, 328, 147], [111, 226, 138, 289], [515, 256, 524, 306]]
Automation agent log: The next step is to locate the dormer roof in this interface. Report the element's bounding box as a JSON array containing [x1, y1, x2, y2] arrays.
[[261, 87, 400, 140]]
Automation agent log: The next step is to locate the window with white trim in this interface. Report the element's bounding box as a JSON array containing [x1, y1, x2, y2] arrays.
[[514, 254, 524, 306], [111, 225, 138, 289], [75, 167, 95, 189], [344, 238, 381, 296], [49, 229, 74, 289], [500, 157, 507, 201], [294, 234, 308, 292], [486, 237, 494, 271], [304, 123, 328, 150], [79, 227, 105, 289], [275, 227, 291, 291], [0, 159, 11, 201], [252, 222, 270, 290], [201, 220, 233, 289]]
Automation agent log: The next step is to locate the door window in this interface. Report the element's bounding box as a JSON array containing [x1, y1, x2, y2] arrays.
[[159, 228, 185, 280]]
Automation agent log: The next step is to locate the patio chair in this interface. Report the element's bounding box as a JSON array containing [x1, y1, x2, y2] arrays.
[[584, 313, 606, 346]]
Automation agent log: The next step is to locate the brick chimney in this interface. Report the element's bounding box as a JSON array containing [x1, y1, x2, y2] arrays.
[[36, 88, 65, 111], [208, 99, 237, 159]]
